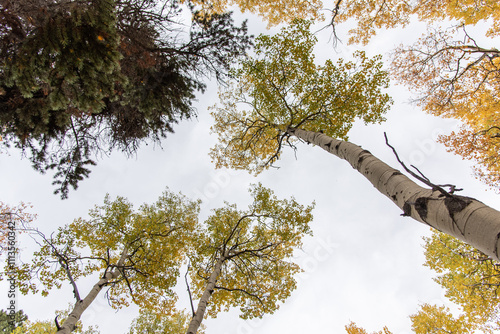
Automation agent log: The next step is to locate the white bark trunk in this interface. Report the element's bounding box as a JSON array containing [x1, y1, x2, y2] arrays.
[[57, 247, 129, 334], [186, 255, 225, 334], [288, 128, 500, 261]]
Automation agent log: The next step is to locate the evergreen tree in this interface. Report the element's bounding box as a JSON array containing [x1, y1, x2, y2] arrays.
[[0, 0, 252, 198]]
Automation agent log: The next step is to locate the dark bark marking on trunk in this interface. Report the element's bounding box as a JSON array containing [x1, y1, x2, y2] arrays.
[[414, 197, 429, 222], [444, 195, 473, 235], [444, 195, 472, 214], [334, 142, 341, 151], [401, 202, 412, 216], [494, 232, 500, 259], [391, 171, 403, 177]]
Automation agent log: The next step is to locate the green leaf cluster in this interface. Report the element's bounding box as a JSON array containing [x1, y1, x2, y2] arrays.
[[3, 0, 124, 113], [0, 309, 27, 333]]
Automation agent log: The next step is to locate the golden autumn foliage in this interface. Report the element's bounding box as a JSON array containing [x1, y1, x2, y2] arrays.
[[128, 309, 205, 334], [421, 229, 500, 333], [390, 27, 500, 190], [390, 27, 500, 118], [11, 306, 100, 334], [386, 16, 500, 189], [189, 183, 314, 320], [184, 0, 323, 26], [345, 321, 393, 334], [210, 20, 391, 174], [9, 189, 200, 314], [410, 303, 475, 334], [4, 184, 314, 332], [347, 228, 500, 334], [332, 0, 500, 189], [439, 125, 500, 189], [333, 0, 500, 45]]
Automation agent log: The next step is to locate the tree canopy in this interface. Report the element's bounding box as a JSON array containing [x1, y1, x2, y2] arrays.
[[185, 0, 323, 26], [187, 184, 314, 327], [5, 183, 313, 333], [0, 0, 252, 198], [421, 229, 500, 332], [127, 309, 205, 334], [10, 306, 99, 334], [331, 0, 500, 45], [345, 322, 392, 334], [210, 20, 391, 174], [328, 0, 500, 189], [6, 189, 200, 332], [347, 229, 500, 334], [389, 26, 500, 188]]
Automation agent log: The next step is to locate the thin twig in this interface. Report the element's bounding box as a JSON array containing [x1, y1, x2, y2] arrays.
[[384, 132, 461, 196]]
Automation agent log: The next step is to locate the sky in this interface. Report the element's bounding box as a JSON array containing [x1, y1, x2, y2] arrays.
[[1, 5, 499, 334]]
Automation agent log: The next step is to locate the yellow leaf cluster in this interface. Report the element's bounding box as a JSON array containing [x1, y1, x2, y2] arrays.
[[335, 0, 500, 45], [422, 230, 500, 332], [182, 0, 323, 26], [345, 321, 393, 334], [11, 305, 100, 334], [10, 190, 200, 314], [189, 183, 314, 319], [439, 124, 500, 189], [410, 303, 475, 334], [128, 309, 206, 334], [210, 20, 391, 174]]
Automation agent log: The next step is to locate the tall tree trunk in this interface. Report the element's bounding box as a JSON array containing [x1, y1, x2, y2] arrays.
[[287, 127, 500, 261], [57, 247, 129, 334], [186, 255, 225, 334]]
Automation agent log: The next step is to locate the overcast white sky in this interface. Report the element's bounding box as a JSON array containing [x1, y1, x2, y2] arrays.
[[1, 7, 499, 334]]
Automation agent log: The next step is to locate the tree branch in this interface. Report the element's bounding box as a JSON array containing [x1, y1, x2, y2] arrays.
[[384, 132, 461, 196], [185, 263, 196, 317]]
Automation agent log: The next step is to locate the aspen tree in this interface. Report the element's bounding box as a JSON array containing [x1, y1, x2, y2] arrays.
[[210, 20, 500, 261]]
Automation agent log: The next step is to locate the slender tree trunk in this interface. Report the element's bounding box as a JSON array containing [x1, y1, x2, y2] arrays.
[[287, 127, 500, 261], [57, 247, 129, 334], [186, 255, 225, 334]]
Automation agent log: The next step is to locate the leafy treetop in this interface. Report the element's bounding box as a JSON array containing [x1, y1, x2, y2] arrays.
[[127, 309, 206, 334], [189, 183, 314, 320], [10, 306, 99, 334], [210, 20, 391, 174], [332, 0, 500, 45], [9, 189, 200, 313], [0, 309, 27, 333], [0, 201, 36, 255], [186, 0, 323, 26], [421, 229, 500, 332]]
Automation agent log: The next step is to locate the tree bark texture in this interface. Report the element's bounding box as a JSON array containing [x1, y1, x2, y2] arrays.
[[57, 247, 129, 334], [186, 255, 225, 334], [287, 127, 500, 261]]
